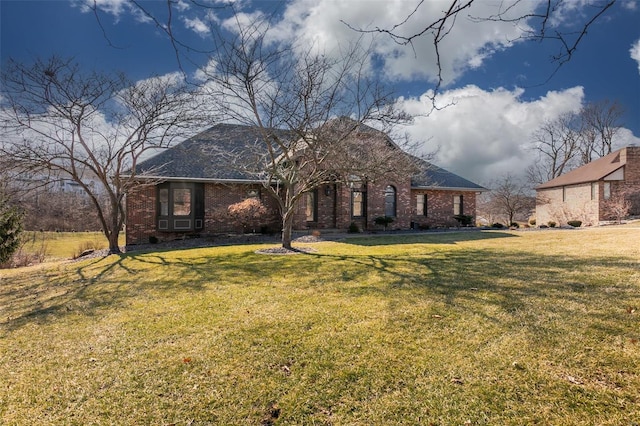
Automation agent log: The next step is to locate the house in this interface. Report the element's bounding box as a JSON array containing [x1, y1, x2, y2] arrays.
[[126, 123, 486, 245], [535, 145, 640, 226]]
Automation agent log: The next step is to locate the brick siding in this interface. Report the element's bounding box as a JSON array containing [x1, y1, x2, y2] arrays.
[[536, 146, 640, 226]]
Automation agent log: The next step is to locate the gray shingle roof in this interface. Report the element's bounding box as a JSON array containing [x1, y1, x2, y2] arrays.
[[136, 122, 486, 191], [411, 157, 486, 191], [135, 123, 292, 181]]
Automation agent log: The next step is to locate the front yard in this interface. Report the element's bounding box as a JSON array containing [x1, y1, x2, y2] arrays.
[[1, 227, 638, 425]]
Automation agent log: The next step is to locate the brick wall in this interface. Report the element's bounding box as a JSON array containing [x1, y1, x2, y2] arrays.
[[126, 185, 157, 245], [411, 189, 478, 228], [126, 182, 281, 246], [127, 180, 482, 244], [536, 184, 599, 226]]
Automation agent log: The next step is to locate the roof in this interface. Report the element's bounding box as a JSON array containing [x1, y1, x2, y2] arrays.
[[135, 123, 293, 182], [135, 122, 486, 191], [411, 157, 487, 191], [536, 146, 630, 190]]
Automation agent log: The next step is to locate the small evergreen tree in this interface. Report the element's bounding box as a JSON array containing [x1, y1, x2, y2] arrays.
[[0, 196, 23, 264]]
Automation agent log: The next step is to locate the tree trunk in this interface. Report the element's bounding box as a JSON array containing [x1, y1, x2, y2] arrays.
[[107, 229, 121, 254], [281, 212, 294, 250]]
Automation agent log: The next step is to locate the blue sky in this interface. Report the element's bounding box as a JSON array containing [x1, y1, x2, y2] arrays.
[[1, 0, 639, 184]]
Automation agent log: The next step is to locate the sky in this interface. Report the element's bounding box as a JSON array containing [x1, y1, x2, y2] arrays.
[[1, 0, 640, 186]]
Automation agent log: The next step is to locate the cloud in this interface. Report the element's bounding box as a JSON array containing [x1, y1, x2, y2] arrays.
[[265, 0, 538, 86], [631, 39, 640, 74], [183, 16, 211, 37], [395, 85, 586, 184], [73, 0, 151, 23]]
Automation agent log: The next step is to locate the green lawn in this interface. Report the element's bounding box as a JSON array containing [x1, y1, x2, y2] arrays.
[[18, 231, 126, 261], [1, 228, 639, 425]]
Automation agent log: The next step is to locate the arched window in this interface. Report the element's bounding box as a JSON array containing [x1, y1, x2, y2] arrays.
[[384, 185, 396, 217]]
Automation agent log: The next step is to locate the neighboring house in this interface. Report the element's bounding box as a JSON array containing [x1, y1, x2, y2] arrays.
[[535, 145, 640, 226], [126, 123, 486, 245]]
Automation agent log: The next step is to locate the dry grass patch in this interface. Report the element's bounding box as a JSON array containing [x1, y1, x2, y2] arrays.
[[1, 228, 638, 425]]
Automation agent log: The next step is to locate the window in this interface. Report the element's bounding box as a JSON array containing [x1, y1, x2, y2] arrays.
[[352, 191, 365, 217], [453, 195, 463, 216], [562, 186, 567, 202], [157, 182, 204, 232], [305, 190, 317, 222], [604, 182, 611, 200], [173, 188, 192, 215], [591, 182, 597, 201], [416, 194, 427, 216], [384, 185, 397, 217], [159, 188, 169, 216]]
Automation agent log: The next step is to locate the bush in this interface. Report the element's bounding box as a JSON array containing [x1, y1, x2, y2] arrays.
[[149, 235, 159, 244], [548, 221, 556, 228], [0, 200, 24, 265], [491, 223, 504, 229], [510, 222, 520, 228], [529, 218, 536, 226], [374, 216, 394, 230], [567, 220, 582, 228], [453, 215, 474, 226], [348, 222, 360, 233]]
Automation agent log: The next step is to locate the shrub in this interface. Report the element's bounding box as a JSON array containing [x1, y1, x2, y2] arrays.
[[453, 215, 474, 226], [510, 222, 520, 228], [567, 220, 582, 228], [227, 198, 268, 233], [149, 235, 159, 244], [0, 200, 24, 265], [374, 216, 394, 230], [491, 223, 504, 229], [529, 218, 536, 226], [348, 222, 360, 233], [547, 221, 556, 228]]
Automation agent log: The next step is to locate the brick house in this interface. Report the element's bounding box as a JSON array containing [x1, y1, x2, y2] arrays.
[[126, 123, 485, 245], [535, 145, 640, 226]]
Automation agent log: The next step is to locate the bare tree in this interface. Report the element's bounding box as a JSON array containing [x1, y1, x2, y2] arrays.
[[480, 174, 535, 226], [0, 56, 204, 253], [527, 114, 581, 185], [578, 100, 624, 164], [345, 0, 615, 95], [602, 185, 639, 224], [196, 15, 416, 249], [528, 100, 625, 186]]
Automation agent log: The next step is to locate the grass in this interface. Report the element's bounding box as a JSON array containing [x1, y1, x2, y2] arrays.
[[17, 231, 126, 262], [1, 228, 639, 425]]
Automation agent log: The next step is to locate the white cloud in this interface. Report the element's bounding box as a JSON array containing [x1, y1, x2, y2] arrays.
[[630, 39, 640, 74], [183, 16, 211, 37], [266, 0, 538, 86], [73, 0, 152, 23], [395, 85, 586, 184]]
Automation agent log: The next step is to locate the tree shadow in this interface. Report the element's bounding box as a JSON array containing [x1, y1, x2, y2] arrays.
[[2, 234, 637, 342], [339, 230, 516, 246]]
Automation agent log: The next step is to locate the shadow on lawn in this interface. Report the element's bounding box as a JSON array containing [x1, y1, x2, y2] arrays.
[[338, 229, 517, 246], [2, 232, 637, 337]]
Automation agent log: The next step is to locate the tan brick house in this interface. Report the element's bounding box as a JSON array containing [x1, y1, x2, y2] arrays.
[[126, 123, 485, 245], [535, 145, 640, 226]]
